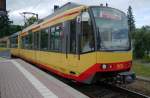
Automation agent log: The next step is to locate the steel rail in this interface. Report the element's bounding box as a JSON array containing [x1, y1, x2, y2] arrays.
[[115, 86, 150, 98], [100, 83, 150, 98]]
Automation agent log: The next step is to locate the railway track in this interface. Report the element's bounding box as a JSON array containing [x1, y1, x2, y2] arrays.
[[114, 86, 149, 98], [69, 82, 150, 98], [63, 76, 150, 98], [102, 83, 150, 98], [30, 62, 150, 98], [136, 76, 150, 82]]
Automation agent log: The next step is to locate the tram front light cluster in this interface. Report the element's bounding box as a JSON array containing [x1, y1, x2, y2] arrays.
[[101, 64, 107, 70], [101, 64, 113, 70]]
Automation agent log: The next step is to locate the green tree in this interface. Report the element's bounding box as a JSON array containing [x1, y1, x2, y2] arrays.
[[133, 26, 150, 58], [0, 12, 23, 37], [26, 16, 37, 26], [133, 29, 145, 58], [127, 6, 136, 34], [142, 26, 150, 57], [9, 25, 22, 34], [0, 12, 12, 38]]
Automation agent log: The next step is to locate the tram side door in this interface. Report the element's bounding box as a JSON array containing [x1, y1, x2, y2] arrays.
[[62, 11, 96, 78], [61, 20, 78, 74], [64, 11, 96, 76], [74, 11, 96, 78]]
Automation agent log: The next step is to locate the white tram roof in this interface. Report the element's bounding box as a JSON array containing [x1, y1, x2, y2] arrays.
[[21, 2, 83, 33]]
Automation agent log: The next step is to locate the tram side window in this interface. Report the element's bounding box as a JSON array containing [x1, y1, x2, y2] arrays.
[[40, 28, 49, 51], [22, 36, 29, 49], [11, 36, 18, 48], [70, 19, 76, 53], [0, 42, 6, 48], [28, 33, 33, 49], [50, 27, 55, 50], [21, 33, 33, 49], [81, 11, 94, 53], [34, 32, 40, 50], [50, 24, 62, 51]]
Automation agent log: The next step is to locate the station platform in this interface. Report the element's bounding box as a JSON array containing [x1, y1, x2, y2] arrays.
[[0, 59, 89, 98]]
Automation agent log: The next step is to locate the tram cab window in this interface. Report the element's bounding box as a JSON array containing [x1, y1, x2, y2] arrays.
[[40, 28, 49, 51], [80, 11, 94, 53]]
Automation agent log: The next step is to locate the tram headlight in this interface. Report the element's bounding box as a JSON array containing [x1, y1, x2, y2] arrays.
[[101, 64, 107, 70]]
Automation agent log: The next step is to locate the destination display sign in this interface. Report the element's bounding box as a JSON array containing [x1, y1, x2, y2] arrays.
[[99, 10, 122, 20]]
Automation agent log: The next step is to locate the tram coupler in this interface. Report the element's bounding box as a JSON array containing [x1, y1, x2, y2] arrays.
[[116, 71, 136, 84]]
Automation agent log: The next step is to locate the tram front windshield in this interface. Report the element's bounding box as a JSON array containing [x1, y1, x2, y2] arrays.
[[92, 7, 130, 51]]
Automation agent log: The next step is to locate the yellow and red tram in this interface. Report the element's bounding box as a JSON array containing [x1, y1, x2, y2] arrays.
[[9, 3, 135, 84]]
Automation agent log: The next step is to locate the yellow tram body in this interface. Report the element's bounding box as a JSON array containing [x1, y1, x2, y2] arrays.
[[9, 3, 133, 83]]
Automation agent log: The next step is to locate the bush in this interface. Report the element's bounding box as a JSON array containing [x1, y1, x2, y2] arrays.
[[132, 26, 150, 59]]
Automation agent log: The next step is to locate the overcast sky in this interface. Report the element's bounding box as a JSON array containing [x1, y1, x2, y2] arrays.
[[7, 0, 150, 28]]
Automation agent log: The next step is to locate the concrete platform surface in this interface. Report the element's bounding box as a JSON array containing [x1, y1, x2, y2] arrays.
[[0, 59, 89, 98]]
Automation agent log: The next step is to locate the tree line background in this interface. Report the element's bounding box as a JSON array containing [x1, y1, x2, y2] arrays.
[[127, 6, 150, 60], [0, 12, 22, 38], [0, 6, 150, 60]]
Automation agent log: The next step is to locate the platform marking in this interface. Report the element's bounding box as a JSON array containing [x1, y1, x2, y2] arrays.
[[11, 60, 58, 98]]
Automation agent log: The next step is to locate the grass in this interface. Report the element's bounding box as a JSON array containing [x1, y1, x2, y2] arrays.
[[0, 57, 5, 61], [0, 47, 7, 51], [132, 60, 150, 78]]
